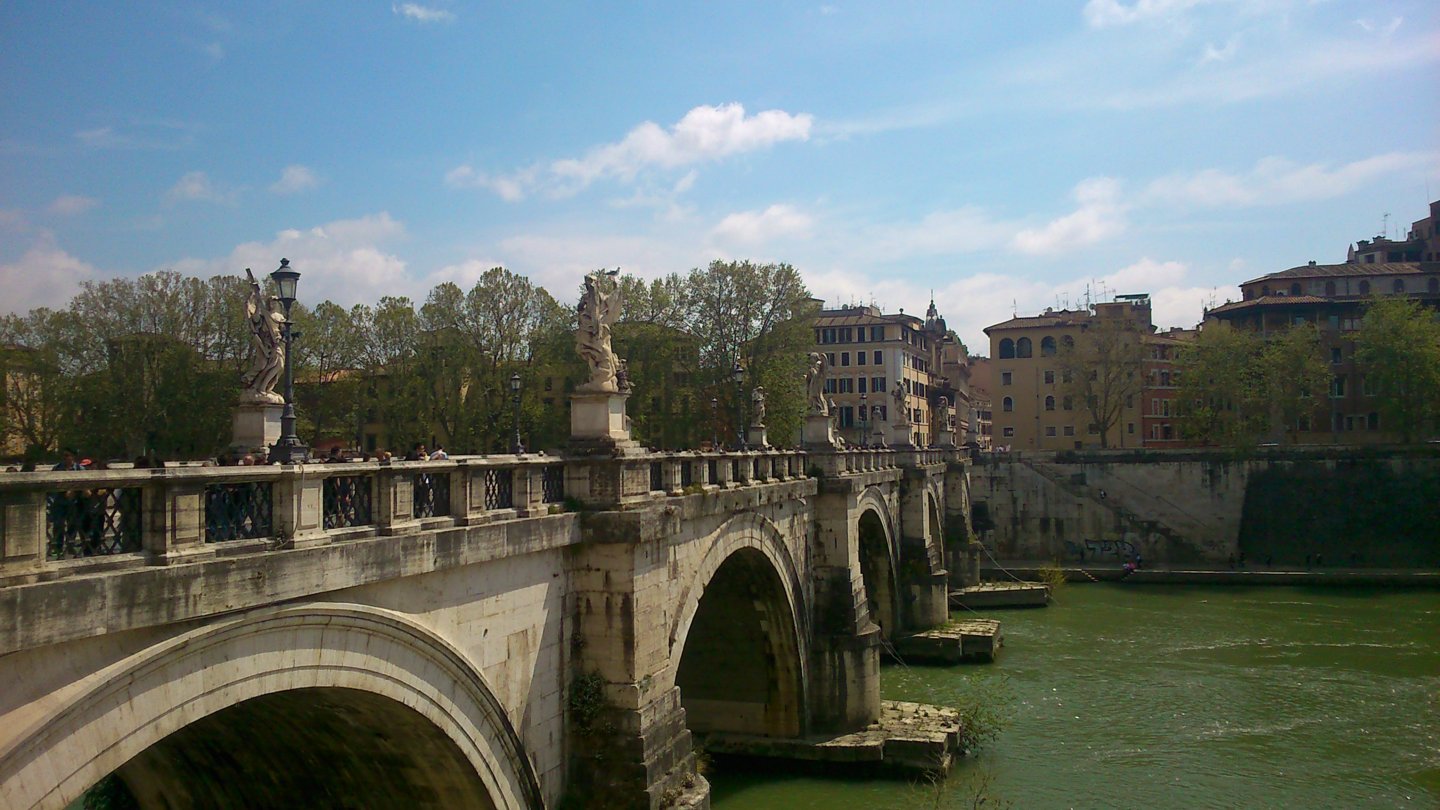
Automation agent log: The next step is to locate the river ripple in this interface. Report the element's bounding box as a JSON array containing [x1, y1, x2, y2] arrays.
[[710, 584, 1439, 809]]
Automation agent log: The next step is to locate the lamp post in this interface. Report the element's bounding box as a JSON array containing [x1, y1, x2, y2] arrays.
[[710, 397, 719, 450], [509, 372, 524, 454], [269, 258, 308, 463], [859, 391, 868, 448], [731, 360, 746, 451]]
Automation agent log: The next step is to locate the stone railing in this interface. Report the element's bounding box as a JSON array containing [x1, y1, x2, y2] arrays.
[[0, 456, 568, 582], [562, 448, 811, 508]]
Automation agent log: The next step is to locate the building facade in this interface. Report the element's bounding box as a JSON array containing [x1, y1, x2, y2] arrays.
[[812, 300, 968, 447], [984, 298, 1151, 451]]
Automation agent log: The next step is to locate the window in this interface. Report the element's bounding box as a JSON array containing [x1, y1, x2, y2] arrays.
[[1044, 370, 1055, 384], [1129, 423, 1136, 434], [1331, 347, 1342, 364], [841, 352, 850, 366], [1063, 426, 1075, 436], [998, 338, 1015, 359], [1362, 376, 1376, 396], [1358, 280, 1370, 295], [1045, 426, 1057, 437], [838, 406, 854, 427], [872, 326, 885, 341], [1041, 336, 1057, 356], [1002, 396, 1014, 413], [1393, 279, 1405, 293], [856, 329, 866, 343], [1290, 283, 1301, 296], [857, 352, 866, 366], [1002, 426, 1015, 438], [1330, 376, 1346, 398], [1325, 280, 1336, 296], [1160, 370, 1171, 387], [1262, 285, 1270, 296], [874, 350, 882, 364], [1063, 396, 1074, 411], [826, 352, 835, 366], [858, 377, 868, 394], [824, 378, 837, 394], [1367, 411, 1379, 431], [1062, 369, 1073, 384], [1161, 400, 1171, 417], [1016, 337, 1033, 358], [1062, 335, 1074, 350], [873, 376, 886, 393], [1152, 398, 1161, 416], [1001, 371, 1013, 386], [1045, 396, 1055, 411], [1088, 423, 1099, 434], [838, 378, 854, 393]]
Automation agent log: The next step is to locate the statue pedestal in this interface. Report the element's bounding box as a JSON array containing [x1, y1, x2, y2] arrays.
[[802, 413, 839, 448], [232, 402, 282, 453], [889, 421, 916, 449], [747, 425, 771, 449], [570, 390, 643, 455], [935, 428, 956, 448]]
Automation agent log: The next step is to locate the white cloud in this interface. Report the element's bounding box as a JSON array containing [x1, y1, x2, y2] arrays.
[[1355, 17, 1402, 37], [710, 205, 814, 246], [269, 165, 320, 195], [1013, 177, 1127, 255], [46, 195, 99, 216], [1082, 0, 1210, 28], [393, 3, 455, 23], [0, 238, 98, 314], [454, 103, 813, 200], [166, 213, 410, 306], [1145, 152, 1437, 208], [1199, 35, 1239, 64], [166, 171, 232, 204]]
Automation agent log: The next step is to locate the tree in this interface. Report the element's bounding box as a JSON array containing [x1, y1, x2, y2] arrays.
[[1056, 317, 1144, 448], [1176, 324, 1265, 446], [1257, 324, 1329, 443], [1354, 296, 1440, 442]]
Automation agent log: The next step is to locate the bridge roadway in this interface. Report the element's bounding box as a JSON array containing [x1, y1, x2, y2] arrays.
[[0, 446, 975, 809]]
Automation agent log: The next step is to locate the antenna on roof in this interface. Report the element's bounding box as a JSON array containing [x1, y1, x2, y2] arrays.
[[1382, 212, 1391, 239], [1011, 298, 1017, 317]]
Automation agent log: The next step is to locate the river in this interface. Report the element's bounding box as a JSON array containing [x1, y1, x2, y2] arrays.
[[710, 584, 1439, 809]]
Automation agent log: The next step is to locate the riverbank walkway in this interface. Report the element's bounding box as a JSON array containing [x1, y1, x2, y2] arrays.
[[981, 561, 1440, 588]]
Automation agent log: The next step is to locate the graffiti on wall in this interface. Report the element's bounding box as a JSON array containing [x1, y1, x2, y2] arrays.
[[1062, 538, 1137, 561]]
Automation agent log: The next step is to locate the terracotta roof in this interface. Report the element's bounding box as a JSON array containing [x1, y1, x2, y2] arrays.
[[1241, 261, 1436, 286], [1206, 295, 1330, 315], [983, 310, 1091, 333]]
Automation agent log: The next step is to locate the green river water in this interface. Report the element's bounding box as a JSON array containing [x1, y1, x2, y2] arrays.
[[709, 584, 1439, 809]]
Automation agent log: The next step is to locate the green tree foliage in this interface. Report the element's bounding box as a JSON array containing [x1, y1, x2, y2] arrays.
[[1353, 296, 1440, 442], [1177, 323, 1329, 445], [1056, 317, 1144, 448], [614, 261, 817, 448]]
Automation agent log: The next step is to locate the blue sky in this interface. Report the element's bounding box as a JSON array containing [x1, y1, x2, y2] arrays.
[[2, 1, 1437, 351]]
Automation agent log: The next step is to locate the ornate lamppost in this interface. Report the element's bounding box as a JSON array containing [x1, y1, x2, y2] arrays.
[[510, 372, 525, 454], [710, 396, 719, 450], [859, 391, 868, 448], [269, 258, 308, 463], [731, 360, 746, 451]]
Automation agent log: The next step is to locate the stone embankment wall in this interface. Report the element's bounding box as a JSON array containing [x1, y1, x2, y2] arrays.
[[970, 447, 1440, 567]]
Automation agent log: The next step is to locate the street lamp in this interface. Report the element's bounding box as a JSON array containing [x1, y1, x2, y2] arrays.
[[859, 391, 868, 448], [509, 372, 525, 454], [269, 258, 308, 464], [731, 360, 746, 451], [710, 397, 719, 450]]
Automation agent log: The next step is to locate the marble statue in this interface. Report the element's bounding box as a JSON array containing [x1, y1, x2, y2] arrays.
[[576, 269, 622, 392], [240, 268, 285, 404], [805, 352, 829, 415], [891, 379, 908, 424], [751, 386, 767, 426]]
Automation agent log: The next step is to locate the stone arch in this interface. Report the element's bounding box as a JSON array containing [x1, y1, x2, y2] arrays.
[[2, 604, 544, 810], [669, 512, 809, 738], [856, 486, 901, 640]]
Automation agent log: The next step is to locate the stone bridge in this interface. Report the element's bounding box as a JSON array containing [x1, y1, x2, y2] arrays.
[[0, 446, 973, 809]]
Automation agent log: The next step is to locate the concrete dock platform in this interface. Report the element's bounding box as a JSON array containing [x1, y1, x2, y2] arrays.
[[950, 581, 1050, 609], [891, 619, 1003, 664], [700, 700, 962, 775]]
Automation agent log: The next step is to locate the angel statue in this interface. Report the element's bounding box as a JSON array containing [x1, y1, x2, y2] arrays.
[[804, 352, 829, 415], [891, 378, 909, 424], [576, 269, 622, 392], [240, 268, 286, 404]]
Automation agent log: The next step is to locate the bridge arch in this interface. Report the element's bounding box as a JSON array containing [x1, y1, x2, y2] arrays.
[[2, 604, 544, 810], [670, 512, 809, 738], [857, 485, 901, 640]]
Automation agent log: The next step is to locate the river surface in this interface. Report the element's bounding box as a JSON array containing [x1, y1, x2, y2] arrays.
[[709, 584, 1439, 809]]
